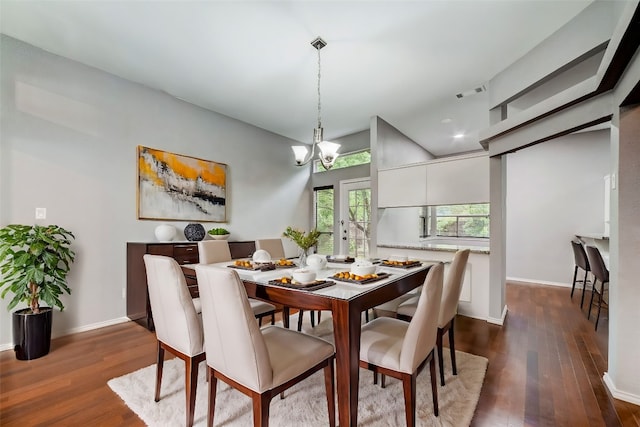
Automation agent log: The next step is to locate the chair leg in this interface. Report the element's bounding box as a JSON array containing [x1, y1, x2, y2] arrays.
[[373, 371, 378, 385], [310, 310, 316, 327], [580, 270, 588, 308], [365, 309, 369, 323], [252, 392, 271, 427], [185, 357, 199, 427], [297, 310, 304, 331], [588, 279, 598, 320], [270, 312, 275, 325], [207, 367, 217, 427], [323, 361, 336, 427], [449, 318, 457, 377], [155, 341, 165, 402], [317, 311, 322, 324], [402, 372, 417, 427], [571, 265, 578, 298], [595, 282, 606, 331], [381, 374, 386, 388], [430, 355, 439, 417], [436, 330, 445, 386]]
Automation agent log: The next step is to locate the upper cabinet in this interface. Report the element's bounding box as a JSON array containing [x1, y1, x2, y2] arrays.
[[378, 153, 489, 207], [426, 154, 489, 205], [378, 163, 428, 207]]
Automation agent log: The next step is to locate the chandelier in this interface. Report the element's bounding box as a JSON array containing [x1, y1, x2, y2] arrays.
[[292, 37, 341, 170]]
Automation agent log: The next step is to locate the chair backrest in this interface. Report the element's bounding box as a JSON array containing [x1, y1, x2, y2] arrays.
[[571, 240, 590, 271], [198, 240, 232, 264], [439, 249, 470, 327], [255, 238, 285, 259], [585, 245, 609, 283], [143, 255, 204, 356], [195, 265, 273, 393], [400, 262, 444, 373]]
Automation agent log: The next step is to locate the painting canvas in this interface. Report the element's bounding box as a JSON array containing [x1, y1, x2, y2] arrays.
[[137, 146, 227, 222]]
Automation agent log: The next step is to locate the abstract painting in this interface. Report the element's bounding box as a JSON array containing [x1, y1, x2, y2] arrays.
[[137, 146, 227, 222]]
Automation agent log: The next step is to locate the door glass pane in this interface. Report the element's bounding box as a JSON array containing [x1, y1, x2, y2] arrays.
[[347, 188, 371, 258], [315, 188, 334, 255]]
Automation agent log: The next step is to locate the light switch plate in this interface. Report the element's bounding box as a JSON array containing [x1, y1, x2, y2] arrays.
[[35, 208, 46, 219]]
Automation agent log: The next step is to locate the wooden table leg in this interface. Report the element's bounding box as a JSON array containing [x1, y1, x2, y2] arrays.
[[332, 300, 362, 427]]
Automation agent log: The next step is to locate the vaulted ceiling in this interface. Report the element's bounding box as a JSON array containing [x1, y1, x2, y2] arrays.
[[0, 1, 593, 156]]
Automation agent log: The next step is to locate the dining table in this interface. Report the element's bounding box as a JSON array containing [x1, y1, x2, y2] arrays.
[[182, 258, 432, 427]]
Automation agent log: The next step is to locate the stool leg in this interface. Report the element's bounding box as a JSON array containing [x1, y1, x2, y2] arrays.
[[571, 265, 578, 298], [580, 270, 588, 309], [588, 279, 597, 320]]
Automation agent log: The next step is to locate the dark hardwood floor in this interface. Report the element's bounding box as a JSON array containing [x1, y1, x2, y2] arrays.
[[1, 282, 638, 426]]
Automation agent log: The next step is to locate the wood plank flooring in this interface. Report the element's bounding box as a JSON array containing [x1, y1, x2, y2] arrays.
[[1, 282, 638, 426]]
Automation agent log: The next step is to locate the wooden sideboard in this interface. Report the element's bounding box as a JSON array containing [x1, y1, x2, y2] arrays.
[[126, 240, 257, 330]]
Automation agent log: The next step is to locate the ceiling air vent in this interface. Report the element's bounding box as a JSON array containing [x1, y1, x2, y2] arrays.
[[456, 85, 486, 99]]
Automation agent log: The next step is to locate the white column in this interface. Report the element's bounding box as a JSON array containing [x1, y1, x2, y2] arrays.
[[488, 155, 507, 324]]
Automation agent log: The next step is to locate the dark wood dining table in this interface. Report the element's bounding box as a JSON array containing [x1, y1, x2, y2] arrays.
[[182, 260, 431, 427]]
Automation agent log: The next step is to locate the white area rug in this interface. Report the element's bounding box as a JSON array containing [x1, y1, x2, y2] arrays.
[[109, 313, 488, 426]]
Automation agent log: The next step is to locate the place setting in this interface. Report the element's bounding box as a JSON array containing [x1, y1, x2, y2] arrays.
[[267, 267, 335, 291]]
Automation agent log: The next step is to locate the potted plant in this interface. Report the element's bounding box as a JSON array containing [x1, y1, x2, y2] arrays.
[[282, 226, 320, 267], [0, 224, 75, 360], [207, 227, 230, 240]]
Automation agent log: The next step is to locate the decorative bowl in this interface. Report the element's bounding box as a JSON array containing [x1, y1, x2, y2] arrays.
[[389, 254, 408, 262], [306, 254, 327, 271], [210, 234, 230, 240], [292, 269, 317, 284], [252, 249, 272, 263], [350, 261, 376, 276]]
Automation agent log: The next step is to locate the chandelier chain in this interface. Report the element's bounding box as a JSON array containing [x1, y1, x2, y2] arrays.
[[317, 44, 322, 128]]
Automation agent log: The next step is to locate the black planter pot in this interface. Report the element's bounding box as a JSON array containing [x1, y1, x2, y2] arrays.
[[13, 307, 53, 360]]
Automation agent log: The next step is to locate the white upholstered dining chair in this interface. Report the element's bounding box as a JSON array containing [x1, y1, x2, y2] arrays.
[[198, 240, 276, 325], [195, 265, 336, 427], [143, 254, 205, 427], [254, 238, 286, 259], [397, 248, 470, 386], [359, 262, 444, 425]]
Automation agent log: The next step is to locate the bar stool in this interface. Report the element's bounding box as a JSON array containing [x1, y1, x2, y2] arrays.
[[585, 245, 609, 331], [570, 240, 591, 308]]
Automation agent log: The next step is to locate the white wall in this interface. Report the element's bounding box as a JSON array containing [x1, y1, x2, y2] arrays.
[[506, 129, 610, 285], [0, 36, 311, 348]]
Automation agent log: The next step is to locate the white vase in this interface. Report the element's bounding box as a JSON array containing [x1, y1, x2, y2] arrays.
[[154, 224, 176, 242]]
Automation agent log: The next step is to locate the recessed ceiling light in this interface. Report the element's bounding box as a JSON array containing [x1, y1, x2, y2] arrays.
[[441, 118, 452, 124], [454, 133, 464, 139]]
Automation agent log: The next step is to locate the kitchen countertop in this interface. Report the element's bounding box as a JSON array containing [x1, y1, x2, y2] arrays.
[[378, 241, 490, 254], [575, 233, 609, 240]]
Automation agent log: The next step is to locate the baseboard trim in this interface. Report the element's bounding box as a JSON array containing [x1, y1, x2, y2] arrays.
[[486, 305, 508, 325], [0, 317, 131, 353], [604, 372, 640, 405], [507, 277, 572, 288]]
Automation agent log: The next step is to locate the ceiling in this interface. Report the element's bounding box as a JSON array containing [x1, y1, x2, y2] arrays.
[[0, 1, 593, 156]]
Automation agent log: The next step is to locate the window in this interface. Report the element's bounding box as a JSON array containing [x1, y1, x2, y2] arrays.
[[314, 187, 334, 255], [421, 203, 490, 238], [313, 149, 371, 173]]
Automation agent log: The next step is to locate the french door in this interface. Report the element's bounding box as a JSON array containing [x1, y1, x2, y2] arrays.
[[339, 178, 371, 258]]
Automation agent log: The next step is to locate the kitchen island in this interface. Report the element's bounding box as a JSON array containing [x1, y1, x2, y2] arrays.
[[376, 238, 490, 320]]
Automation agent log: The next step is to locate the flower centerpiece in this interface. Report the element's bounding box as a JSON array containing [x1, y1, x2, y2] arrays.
[[282, 226, 320, 267]]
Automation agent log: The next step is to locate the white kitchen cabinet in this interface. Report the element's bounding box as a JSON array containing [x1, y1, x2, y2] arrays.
[[378, 163, 428, 207], [426, 154, 489, 205]]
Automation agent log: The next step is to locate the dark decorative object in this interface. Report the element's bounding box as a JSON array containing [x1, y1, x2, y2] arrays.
[[13, 308, 53, 360], [184, 223, 206, 241]]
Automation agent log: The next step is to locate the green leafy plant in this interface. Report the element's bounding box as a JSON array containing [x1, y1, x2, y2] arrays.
[[207, 227, 230, 236], [282, 226, 320, 251], [0, 224, 75, 313]]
